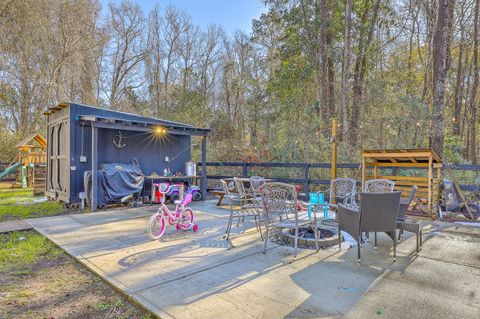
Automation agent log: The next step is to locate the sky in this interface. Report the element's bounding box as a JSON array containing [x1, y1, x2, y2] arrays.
[[102, 0, 267, 35]]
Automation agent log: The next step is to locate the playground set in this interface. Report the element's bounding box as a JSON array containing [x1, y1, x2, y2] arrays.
[[0, 133, 47, 194]]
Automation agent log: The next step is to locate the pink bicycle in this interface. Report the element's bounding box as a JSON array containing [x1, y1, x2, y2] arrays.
[[147, 183, 199, 240]]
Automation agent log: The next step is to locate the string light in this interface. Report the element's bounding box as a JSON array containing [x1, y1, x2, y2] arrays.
[[152, 125, 167, 137]]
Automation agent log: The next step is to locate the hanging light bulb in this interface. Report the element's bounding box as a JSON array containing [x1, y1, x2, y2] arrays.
[[152, 125, 167, 137]]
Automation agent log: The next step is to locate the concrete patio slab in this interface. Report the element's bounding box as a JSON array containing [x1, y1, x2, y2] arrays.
[[28, 200, 480, 318]]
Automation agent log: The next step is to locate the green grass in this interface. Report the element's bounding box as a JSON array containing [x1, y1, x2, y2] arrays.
[[0, 201, 63, 221], [0, 231, 154, 319], [0, 188, 63, 222], [0, 188, 33, 205], [0, 231, 63, 273]]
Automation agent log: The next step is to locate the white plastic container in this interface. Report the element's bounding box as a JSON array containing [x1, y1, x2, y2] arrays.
[[185, 162, 196, 176]]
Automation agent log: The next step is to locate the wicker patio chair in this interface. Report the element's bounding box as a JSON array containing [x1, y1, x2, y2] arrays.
[[363, 179, 395, 242], [396, 186, 423, 253], [259, 182, 318, 256], [365, 179, 395, 192], [221, 179, 262, 243], [329, 178, 357, 207], [338, 191, 401, 262]]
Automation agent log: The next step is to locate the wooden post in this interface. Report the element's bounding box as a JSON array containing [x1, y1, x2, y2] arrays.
[[91, 125, 98, 212], [201, 136, 207, 200], [428, 155, 433, 212], [373, 161, 378, 178]]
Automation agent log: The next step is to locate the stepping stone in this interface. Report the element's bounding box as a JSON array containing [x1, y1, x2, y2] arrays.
[[0, 220, 32, 233]]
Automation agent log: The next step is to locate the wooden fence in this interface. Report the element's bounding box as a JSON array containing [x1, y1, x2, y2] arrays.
[[198, 161, 480, 194]]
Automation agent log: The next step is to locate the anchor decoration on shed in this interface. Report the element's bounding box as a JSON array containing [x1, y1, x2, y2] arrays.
[[113, 131, 126, 149]]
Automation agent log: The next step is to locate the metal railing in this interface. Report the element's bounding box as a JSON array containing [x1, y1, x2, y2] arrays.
[[198, 161, 480, 193]]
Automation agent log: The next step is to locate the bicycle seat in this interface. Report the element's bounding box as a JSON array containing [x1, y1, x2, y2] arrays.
[[174, 199, 183, 205], [182, 193, 193, 205]]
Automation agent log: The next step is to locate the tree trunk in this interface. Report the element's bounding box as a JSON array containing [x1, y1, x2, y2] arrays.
[[341, 0, 353, 140], [421, 1, 436, 103], [318, 0, 330, 122], [430, 0, 455, 158], [468, 0, 479, 163], [453, 22, 465, 136], [349, 0, 381, 145]]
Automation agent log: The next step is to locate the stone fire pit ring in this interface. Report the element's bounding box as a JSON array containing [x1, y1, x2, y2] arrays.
[[279, 224, 342, 249]]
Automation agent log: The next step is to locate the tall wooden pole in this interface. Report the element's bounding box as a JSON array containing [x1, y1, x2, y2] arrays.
[[331, 118, 338, 203]]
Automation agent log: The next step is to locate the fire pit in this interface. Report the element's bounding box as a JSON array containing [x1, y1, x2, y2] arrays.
[[280, 224, 341, 249]]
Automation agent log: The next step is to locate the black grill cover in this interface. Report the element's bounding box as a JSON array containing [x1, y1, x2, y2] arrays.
[[84, 159, 144, 206]]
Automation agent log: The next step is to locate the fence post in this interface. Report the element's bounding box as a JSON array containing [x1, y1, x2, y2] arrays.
[[201, 136, 207, 200], [242, 163, 249, 177], [304, 163, 310, 200]]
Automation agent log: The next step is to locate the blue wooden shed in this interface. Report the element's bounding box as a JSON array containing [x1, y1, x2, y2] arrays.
[[44, 102, 210, 211]]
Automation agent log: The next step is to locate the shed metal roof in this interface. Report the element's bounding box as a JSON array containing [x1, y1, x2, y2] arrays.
[[44, 102, 210, 135], [362, 148, 442, 164], [80, 114, 210, 136]]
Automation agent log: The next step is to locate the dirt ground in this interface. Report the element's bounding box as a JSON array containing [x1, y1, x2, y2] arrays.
[[0, 231, 152, 319]]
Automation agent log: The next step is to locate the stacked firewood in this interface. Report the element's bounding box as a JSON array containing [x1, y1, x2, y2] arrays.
[[407, 198, 436, 218]]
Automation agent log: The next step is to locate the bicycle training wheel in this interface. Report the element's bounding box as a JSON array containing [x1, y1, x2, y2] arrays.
[[178, 208, 195, 230]]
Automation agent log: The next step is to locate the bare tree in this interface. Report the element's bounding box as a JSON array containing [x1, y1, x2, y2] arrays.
[[104, 0, 147, 110], [197, 25, 224, 103], [146, 5, 163, 117], [0, 0, 102, 135], [161, 6, 189, 110]]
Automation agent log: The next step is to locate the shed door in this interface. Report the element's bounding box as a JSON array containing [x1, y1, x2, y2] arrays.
[[47, 120, 69, 200]]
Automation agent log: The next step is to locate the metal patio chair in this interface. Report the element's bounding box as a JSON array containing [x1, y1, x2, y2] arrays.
[[221, 179, 262, 243], [249, 176, 266, 196], [338, 191, 402, 262], [259, 182, 318, 256], [365, 179, 395, 192], [233, 176, 262, 227], [329, 178, 357, 207], [233, 177, 254, 203]]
